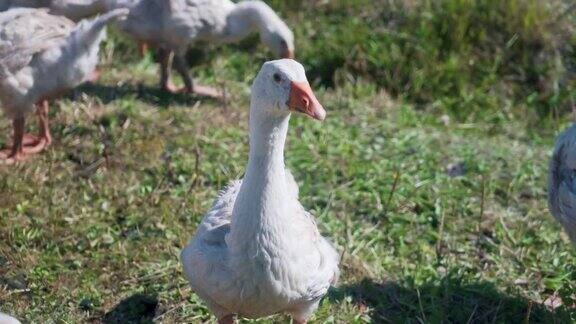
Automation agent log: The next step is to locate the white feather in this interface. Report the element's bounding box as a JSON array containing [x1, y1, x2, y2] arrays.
[[118, 0, 294, 56], [0, 8, 127, 119], [0, 312, 21, 324], [1, 0, 137, 21], [548, 123, 576, 244]]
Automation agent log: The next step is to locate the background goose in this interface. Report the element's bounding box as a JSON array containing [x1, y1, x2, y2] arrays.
[[118, 0, 294, 97], [0, 312, 20, 324], [0, 0, 43, 11], [0, 8, 128, 163], [0, 0, 144, 54], [548, 124, 576, 244], [181, 59, 339, 324], [0, 0, 136, 21]]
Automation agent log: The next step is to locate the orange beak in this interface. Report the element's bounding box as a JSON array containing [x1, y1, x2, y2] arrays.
[[282, 49, 295, 59], [288, 81, 326, 121]]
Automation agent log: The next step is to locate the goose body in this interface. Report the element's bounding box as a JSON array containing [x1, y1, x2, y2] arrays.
[[0, 0, 44, 11], [118, 0, 294, 96], [0, 7, 128, 162], [181, 59, 338, 323], [548, 124, 576, 244], [0, 0, 135, 21], [0, 312, 20, 324]]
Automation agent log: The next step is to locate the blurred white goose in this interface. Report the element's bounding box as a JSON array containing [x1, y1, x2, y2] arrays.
[[0, 0, 136, 21], [0, 8, 128, 163], [1, 0, 144, 54], [0, 312, 20, 324], [0, 0, 41, 11], [548, 124, 576, 244], [181, 59, 339, 324], [118, 0, 294, 97]]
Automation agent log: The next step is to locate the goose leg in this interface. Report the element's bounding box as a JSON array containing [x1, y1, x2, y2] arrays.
[[0, 117, 27, 163], [173, 53, 193, 93], [19, 100, 51, 153], [218, 315, 235, 324], [21, 133, 39, 146], [38, 100, 52, 147], [27, 100, 51, 152], [173, 53, 222, 98], [159, 47, 180, 93], [138, 41, 149, 57], [87, 69, 101, 83]]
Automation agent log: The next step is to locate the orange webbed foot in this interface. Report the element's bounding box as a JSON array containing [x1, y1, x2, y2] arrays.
[[192, 85, 224, 99], [162, 82, 185, 94], [87, 69, 101, 83], [0, 149, 28, 165]]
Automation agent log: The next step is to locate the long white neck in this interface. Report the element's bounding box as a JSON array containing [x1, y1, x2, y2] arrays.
[[227, 104, 292, 251], [224, 1, 279, 42]]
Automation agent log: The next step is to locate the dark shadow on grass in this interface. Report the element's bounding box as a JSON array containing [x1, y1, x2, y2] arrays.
[[102, 293, 158, 324], [328, 277, 572, 323], [74, 82, 211, 107]]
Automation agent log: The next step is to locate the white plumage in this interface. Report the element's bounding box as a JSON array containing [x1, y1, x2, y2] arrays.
[[0, 312, 21, 324], [548, 124, 576, 244], [0, 0, 136, 21], [0, 7, 128, 116], [117, 0, 295, 95], [181, 59, 339, 324], [0, 7, 128, 162]]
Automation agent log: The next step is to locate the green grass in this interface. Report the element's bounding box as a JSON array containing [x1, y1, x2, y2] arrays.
[[1, 0, 576, 323]]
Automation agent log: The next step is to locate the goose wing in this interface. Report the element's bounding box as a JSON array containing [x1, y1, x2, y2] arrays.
[[549, 124, 576, 243], [0, 8, 74, 75], [293, 206, 340, 302], [180, 179, 242, 316]]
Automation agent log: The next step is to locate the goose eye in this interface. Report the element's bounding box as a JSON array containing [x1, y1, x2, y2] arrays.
[[273, 73, 282, 83]]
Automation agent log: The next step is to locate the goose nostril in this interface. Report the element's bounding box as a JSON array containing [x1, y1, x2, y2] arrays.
[[302, 98, 309, 108]]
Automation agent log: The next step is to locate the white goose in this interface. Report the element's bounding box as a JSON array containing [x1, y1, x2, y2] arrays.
[[0, 312, 20, 324], [181, 59, 339, 324], [118, 0, 294, 96], [0, 8, 128, 163], [0, 0, 136, 21], [1, 0, 143, 53], [548, 124, 576, 244]]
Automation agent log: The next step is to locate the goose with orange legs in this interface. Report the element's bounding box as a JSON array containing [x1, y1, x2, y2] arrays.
[[181, 59, 339, 324], [118, 0, 294, 97], [0, 8, 128, 163]]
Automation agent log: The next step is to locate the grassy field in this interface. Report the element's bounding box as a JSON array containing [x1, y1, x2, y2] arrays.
[[1, 0, 576, 323]]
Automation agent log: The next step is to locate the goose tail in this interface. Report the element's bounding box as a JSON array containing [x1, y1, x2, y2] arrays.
[[69, 8, 128, 45]]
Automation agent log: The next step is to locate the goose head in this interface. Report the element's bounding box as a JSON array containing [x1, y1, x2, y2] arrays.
[[261, 21, 294, 59], [242, 0, 295, 59], [228, 1, 295, 58], [251, 59, 325, 121]]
